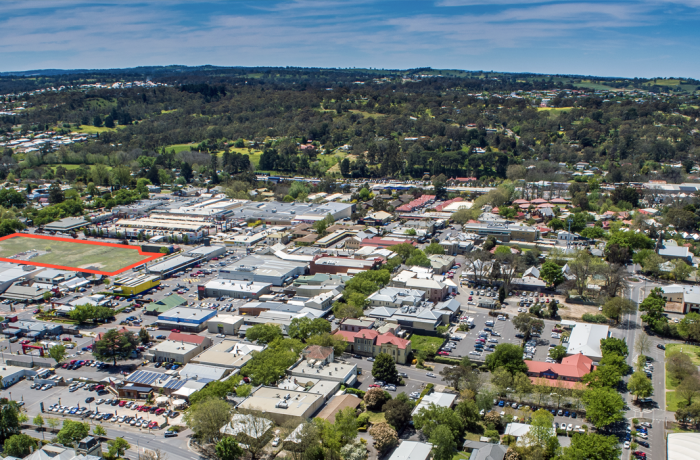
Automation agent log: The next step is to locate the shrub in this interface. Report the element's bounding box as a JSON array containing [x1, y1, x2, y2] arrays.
[[582, 313, 609, 324], [345, 388, 366, 398], [432, 356, 463, 365], [419, 383, 434, 399]]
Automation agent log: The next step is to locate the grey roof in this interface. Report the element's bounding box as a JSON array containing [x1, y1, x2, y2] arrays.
[[147, 255, 197, 273], [463, 441, 508, 460], [179, 363, 227, 381], [44, 217, 88, 230], [387, 441, 433, 460], [659, 246, 691, 258]]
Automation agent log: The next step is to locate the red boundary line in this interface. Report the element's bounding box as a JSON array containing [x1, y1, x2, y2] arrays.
[[0, 233, 163, 276]]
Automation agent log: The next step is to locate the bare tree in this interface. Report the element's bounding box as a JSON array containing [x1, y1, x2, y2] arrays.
[[138, 449, 168, 460], [635, 333, 651, 358], [463, 250, 493, 285], [602, 264, 629, 298], [230, 410, 274, 460]]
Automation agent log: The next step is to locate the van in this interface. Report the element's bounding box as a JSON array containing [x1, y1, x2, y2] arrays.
[[8, 337, 18, 343], [485, 320, 495, 327]]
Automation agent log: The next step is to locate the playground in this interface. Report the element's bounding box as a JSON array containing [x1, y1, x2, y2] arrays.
[[0, 234, 162, 275]]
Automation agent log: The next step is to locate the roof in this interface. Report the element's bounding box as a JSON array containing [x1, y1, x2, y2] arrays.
[[526, 353, 594, 378], [144, 294, 187, 313], [168, 332, 207, 345], [668, 432, 700, 460], [315, 394, 362, 423], [463, 441, 508, 460], [412, 392, 457, 415], [302, 345, 333, 361], [125, 370, 170, 386], [178, 363, 227, 381], [157, 307, 217, 324], [387, 441, 433, 460], [566, 323, 609, 359], [659, 246, 691, 258]]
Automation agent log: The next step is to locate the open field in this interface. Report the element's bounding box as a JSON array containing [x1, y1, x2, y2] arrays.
[[410, 334, 444, 355], [538, 107, 574, 113], [0, 234, 158, 275], [71, 125, 120, 134]]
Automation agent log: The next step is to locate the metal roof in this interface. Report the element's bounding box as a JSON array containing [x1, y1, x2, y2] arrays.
[[126, 370, 168, 386]]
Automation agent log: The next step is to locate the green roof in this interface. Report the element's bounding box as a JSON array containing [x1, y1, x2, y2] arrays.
[[144, 294, 187, 313], [294, 273, 351, 285]]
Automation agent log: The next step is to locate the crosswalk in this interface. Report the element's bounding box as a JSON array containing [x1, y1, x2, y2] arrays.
[[180, 278, 200, 283]]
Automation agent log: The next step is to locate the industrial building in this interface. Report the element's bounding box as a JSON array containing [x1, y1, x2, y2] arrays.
[[220, 254, 307, 286], [207, 315, 245, 335], [113, 274, 160, 296], [0, 365, 37, 388], [460, 222, 539, 242], [565, 322, 610, 361], [151, 340, 202, 364], [34, 269, 79, 285], [309, 255, 381, 275], [228, 201, 354, 225], [202, 279, 272, 299], [156, 307, 218, 332]]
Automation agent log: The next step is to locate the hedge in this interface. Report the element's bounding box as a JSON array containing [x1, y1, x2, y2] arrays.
[[582, 313, 609, 324], [345, 388, 366, 398], [431, 356, 462, 365], [419, 383, 434, 399]]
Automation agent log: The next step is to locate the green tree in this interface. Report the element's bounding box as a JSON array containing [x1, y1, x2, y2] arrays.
[[183, 397, 231, 443], [0, 399, 21, 443], [600, 337, 628, 358], [245, 323, 283, 343], [3, 434, 37, 457], [306, 332, 347, 356], [138, 327, 150, 345], [368, 423, 398, 454], [522, 409, 555, 449], [363, 388, 389, 411], [424, 241, 445, 255], [32, 414, 44, 433], [288, 317, 331, 341], [413, 403, 464, 439], [48, 344, 67, 365], [639, 287, 668, 329], [491, 367, 514, 395], [581, 387, 625, 429], [56, 420, 89, 447], [429, 425, 456, 460], [641, 252, 663, 279], [602, 297, 636, 322], [333, 406, 358, 446], [371, 353, 399, 384], [512, 313, 544, 342], [627, 371, 654, 399], [678, 312, 700, 342], [540, 260, 564, 287], [485, 343, 528, 374], [549, 345, 567, 361], [92, 328, 139, 365], [216, 436, 244, 460], [108, 437, 131, 458], [454, 399, 481, 432], [559, 432, 621, 460], [48, 181, 64, 204], [672, 260, 693, 282], [406, 250, 431, 267], [382, 398, 412, 430], [93, 425, 106, 436]]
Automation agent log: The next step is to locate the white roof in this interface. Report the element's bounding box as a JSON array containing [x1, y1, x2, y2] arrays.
[[388, 441, 433, 460], [668, 432, 700, 460], [411, 392, 457, 416], [566, 323, 609, 359], [523, 266, 540, 278]]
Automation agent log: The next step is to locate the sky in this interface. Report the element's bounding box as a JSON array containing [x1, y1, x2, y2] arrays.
[[1, 0, 699, 79]]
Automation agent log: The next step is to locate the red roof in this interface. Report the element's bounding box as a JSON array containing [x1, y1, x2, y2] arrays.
[[97, 327, 129, 341], [376, 332, 410, 349], [435, 197, 463, 211], [396, 195, 436, 212], [549, 198, 570, 204], [333, 329, 409, 349], [361, 237, 416, 248], [168, 332, 207, 345], [526, 353, 594, 379], [512, 199, 530, 204], [530, 199, 548, 204]]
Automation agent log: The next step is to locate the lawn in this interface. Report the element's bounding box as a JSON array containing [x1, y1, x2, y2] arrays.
[[71, 125, 120, 134], [365, 411, 386, 424], [0, 235, 154, 274], [538, 107, 574, 113], [665, 344, 700, 366], [45, 164, 113, 171], [410, 334, 445, 355], [667, 389, 685, 412], [452, 453, 471, 460], [165, 143, 198, 153]]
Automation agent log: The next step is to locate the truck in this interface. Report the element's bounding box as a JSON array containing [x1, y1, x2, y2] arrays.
[[466, 317, 475, 328]]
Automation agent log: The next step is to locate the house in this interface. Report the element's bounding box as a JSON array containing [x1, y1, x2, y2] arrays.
[[525, 353, 594, 388], [339, 318, 376, 332], [302, 345, 334, 364], [657, 245, 692, 263], [411, 391, 457, 416], [315, 394, 362, 423], [522, 266, 540, 280], [565, 322, 610, 361], [333, 329, 411, 364], [387, 441, 433, 460], [575, 162, 589, 170], [504, 422, 555, 445], [462, 441, 508, 460]]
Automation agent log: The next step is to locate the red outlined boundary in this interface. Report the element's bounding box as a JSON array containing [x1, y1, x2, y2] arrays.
[[0, 233, 163, 276]]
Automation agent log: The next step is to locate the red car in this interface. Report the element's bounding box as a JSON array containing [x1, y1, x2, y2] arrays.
[[148, 421, 159, 429], [20, 340, 31, 345], [171, 329, 180, 333], [468, 296, 472, 301], [62, 337, 72, 341], [155, 408, 165, 415], [369, 384, 381, 388], [119, 401, 127, 407], [437, 351, 450, 356], [632, 452, 646, 459]]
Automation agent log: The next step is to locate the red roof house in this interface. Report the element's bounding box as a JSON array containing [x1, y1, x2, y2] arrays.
[[526, 353, 594, 388]]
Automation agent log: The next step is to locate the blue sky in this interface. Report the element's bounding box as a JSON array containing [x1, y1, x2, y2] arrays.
[[1, 0, 699, 78]]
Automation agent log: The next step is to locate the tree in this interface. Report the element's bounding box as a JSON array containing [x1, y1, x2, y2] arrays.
[[306, 333, 347, 356], [406, 250, 431, 267], [486, 343, 528, 374], [628, 371, 654, 399], [45, 417, 60, 432], [92, 329, 138, 365], [600, 337, 628, 358], [288, 317, 331, 341], [93, 425, 106, 436], [540, 261, 563, 287], [581, 387, 625, 429], [549, 345, 567, 361], [93, 115, 102, 127], [430, 425, 456, 460], [602, 297, 636, 323], [413, 403, 464, 439], [215, 436, 244, 460], [382, 398, 412, 430], [363, 387, 388, 411], [424, 241, 445, 255], [334, 406, 358, 446], [48, 344, 67, 365], [340, 439, 367, 460], [3, 434, 37, 458], [48, 181, 64, 204], [568, 250, 605, 296], [676, 375, 700, 406], [340, 158, 350, 176], [512, 313, 544, 342], [138, 327, 150, 345], [522, 409, 555, 449], [642, 252, 664, 279], [513, 372, 534, 401], [372, 353, 399, 384], [245, 323, 283, 343], [639, 287, 668, 328], [635, 333, 652, 358], [108, 437, 131, 458], [138, 449, 169, 460], [183, 398, 231, 444], [0, 399, 21, 443], [672, 260, 694, 282], [559, 432, 621, 460], [491, 367, 514, 395], [678, 312, 700, 342], [369, 423, 398, 454], [666, 350, 697, 383], [454, 399, 481, 432], [56, 420, 89, 447]]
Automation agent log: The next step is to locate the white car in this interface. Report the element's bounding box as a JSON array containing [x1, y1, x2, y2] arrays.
[[637, 432, 648, 439], [624, 441, 630, 449], [96, 399, 105, 405], [567, 424, 573, 431], [426, 373, 436, 378], [216, 334, 225, 338], [498, 315, 506, 321], [271, 437, 280, 447], [560, 423, 567, 430]]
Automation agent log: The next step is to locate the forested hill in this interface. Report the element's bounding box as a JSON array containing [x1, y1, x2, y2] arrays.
[[0, 66, 699, 183]]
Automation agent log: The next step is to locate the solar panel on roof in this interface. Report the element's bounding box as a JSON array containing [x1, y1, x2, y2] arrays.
[[127, 370, 166, 386], [163, 379, 187, 390]]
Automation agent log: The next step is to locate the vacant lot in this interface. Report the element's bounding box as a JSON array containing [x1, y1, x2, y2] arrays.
[[411, 334, 445, 356], [0, 236, 151, 274]]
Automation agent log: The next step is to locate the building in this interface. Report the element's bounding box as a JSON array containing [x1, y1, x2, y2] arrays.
[[315, 394, 362, 423], [113, 274, 160, 296], [667, 432, 700, 460], [203, 279, 272, 299], [309, 255, 381, 275], [658, 245, 692, 263], [44, 217, 88, 232], [360, 211, 393, 226], [661, 284, 700, 314], [151, 340, 201, 364], [34, 269, 78, 285], [1, 282, 49, 303], [178, 363, 231, 382], [387, 441, 433, 460], [411, 391, 457, 416], [220, 413, 274, 439], [460, 222, 539, 242], [168, 331, 212, 348], [565, 323, 610, 361], [403, 278, 448, 303], [0, 365, 37, 388], [220, 254, 307, 286], [334, 329, 411, 364], [23, 441, 102, 460], [504, 422, 554, 444], [428, 254, 455, 274], [235, 386, 325, 425], [287, 356, 358, 385], [368, 287, 425, 308], [462, 441, 507, 460], [339, 318, 375, 332], [229, 201, 354, 225], [525, 354, 594, 388], [301, 345, 334, 364], [143, 294, 187, 315], [360, 237, 415, 249], [187, 245, 227, 261], [156, 307, 218, 332], [191, 339, 263, 369], [2, 321, 62, 340], [207, 315, 245, 335]]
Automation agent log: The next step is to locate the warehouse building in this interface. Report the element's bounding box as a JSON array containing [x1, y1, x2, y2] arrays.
[[220, 255, 307, 286], [460, 222, 539, 242], [229, 201, 354, 225], [202, 279, 272, 299], [0, 365, 37, 388], [151, 340, 201, 364], [309, 255, 381, 275], [143, 294, 187, 315], [156, 307, 218, 332], [113, 274, 160, 296], [187, 245, 226, 261], [207, 315, 245, 335]]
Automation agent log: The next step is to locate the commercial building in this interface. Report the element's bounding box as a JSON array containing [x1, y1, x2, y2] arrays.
[[2, 321, 62, 339], [333, 329, 411, 364], [113, 274, 160, 296], [35, 269, 78, 285], [309, 255, 381, 275], [143, 294, 187, 315], [565, 323, 610, 361], [151, 340, 201, 364], [220, 413, 274, 439], [368, 287, 425, 308], [403, 278, 448, 303], [428, 254, 456, 274], [229, 201, 354, 225], [660, 284, 700, 314], [235, 386, 325, 425], [360, 237, 415, 249], [387, 442, 433, 460], [44, 217, 88, 232], [339, 318, 376, 332], [365, 302, 453, 333], [0, 264, 45, 294], [178, 363, 231, 382], [187, 245, 227, 261], [525, 354, 594, 388], [1, 282, 49, 302], [202, 279, 272, 299], [460, 222, 539, 242], [207, 315, 245, 335], [503, 423, 555, 445], [156, 307, 218, 332], [220, 255, 307, 286], [191, 340, 263, 369], [667, 432, 700, 460], [0, 365, 37, 388]]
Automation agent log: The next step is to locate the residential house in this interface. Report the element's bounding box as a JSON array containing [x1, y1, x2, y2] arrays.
[[525, 353, 594, 388], [333, 329, 411, 364]]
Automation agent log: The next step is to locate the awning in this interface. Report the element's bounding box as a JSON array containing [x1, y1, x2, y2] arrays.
[[172, 399, 188, 408], [155, 396, 169, 404]]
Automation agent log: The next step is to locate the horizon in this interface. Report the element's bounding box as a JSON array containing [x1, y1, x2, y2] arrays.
[[1, 0, 699, 79]]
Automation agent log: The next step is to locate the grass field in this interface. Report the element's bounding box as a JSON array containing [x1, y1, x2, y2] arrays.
[[365, 411, 386, 424], [71, 125, 119, 134], [410, 334, 445, 355], [538, 107, 574, 113], [0, 236, 152, 274], [664, 344, 700, 410], [45, 164, 113, 171]]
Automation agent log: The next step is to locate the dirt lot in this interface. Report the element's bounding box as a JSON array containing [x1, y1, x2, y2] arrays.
[[501, 292, 601, 321]]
